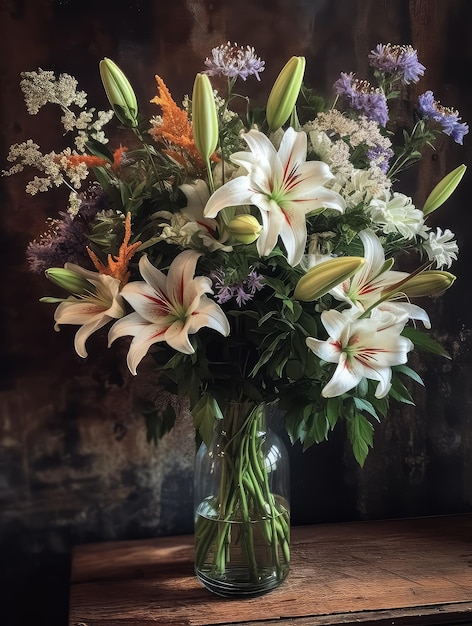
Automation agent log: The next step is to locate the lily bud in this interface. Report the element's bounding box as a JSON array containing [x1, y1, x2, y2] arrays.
[[99, 57, 138, 127], [395, 270, 456, 298], [294, 256, 365, 302], [192, 73, 219, 162], [227, 214, 262, 244], [266, 56, 306, 132], [45, 268, 91, 295], [423, 164, 466, 215]]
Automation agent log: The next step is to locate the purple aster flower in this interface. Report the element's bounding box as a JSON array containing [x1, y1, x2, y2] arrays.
[[368, 44, 425, 84], [204, 42, 265, 81], [366, 145, 395, 173], [334, 72, 389, 126], [418, 90, 469, 144]]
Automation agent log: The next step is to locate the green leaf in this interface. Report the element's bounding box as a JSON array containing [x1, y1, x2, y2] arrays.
[[85, 138, 114, 161], [191, 393, 222, 446], [353, 397, 380, 422], [304, 410, 330, 447], [133, 398, 176, 445], [326, 396, 342, 430], [401, 327, 451, 358], [393, 364, 424, 386], [346, 412, 374, 467]]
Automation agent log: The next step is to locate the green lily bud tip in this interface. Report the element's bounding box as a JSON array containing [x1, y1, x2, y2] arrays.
[[45, 268, 91, 295], [192, 72, 219, 162], [423, 164, 466, 215], [294, 256, 365, 302], [266, 56, 306, 132], [399, 270, 456, 298], [227, 214, 262, 244], [99, 57, 138, 127]]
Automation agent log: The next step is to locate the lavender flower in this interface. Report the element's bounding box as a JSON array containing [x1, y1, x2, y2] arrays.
[[204, 42, 265, 81], [418, 91, 469, 144], [368, 44, 425, 84], [366, 144, 395, 173], [334, 72, 389, 126], [27, 191, 106, 273], [211, 267, 265, 307]]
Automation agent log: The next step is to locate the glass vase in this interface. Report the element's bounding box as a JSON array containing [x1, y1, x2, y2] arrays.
[[194, 401, 290, 597]]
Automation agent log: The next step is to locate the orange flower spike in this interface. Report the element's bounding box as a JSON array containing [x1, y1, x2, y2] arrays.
[[150, 75, 192, 143], [87, 213, 142, 287], [112, 146, 128, 171], [56, 154, 109, 168], [150, 75, 212, 169]]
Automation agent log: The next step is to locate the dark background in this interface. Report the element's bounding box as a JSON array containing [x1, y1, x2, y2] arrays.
[[2, 1, 472, 624]]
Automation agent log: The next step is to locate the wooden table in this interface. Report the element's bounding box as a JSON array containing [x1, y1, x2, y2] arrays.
[[69, 514, 472, 625]]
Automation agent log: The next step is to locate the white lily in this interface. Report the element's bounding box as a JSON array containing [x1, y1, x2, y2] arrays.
[[180, 180, 233, 251], [331, 229, 431, 328], [204, 127, 345, 266], [306, 308, 413, 398], [108, 250, 230, 374], [52, 263, 126, 358]]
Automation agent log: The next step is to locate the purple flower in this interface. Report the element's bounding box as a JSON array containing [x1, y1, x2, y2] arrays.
[[418, 90, 469, 144], [204, 42, 265, 81], [246, 269, 265, 294], [26, 191, 106, 273], [368, 44, 425, 84], [366, 145, 395, 173], [334, 72, 389, 126], [210, 267, 265, 307]]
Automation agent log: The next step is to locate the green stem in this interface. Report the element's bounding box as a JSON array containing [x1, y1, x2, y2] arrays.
[[195, 402, 290, 583]]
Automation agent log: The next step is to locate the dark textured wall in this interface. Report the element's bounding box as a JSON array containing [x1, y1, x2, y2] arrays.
[[1, 1, 472, 624]]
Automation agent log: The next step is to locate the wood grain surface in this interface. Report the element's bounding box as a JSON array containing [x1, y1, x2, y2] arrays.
[[69, 514, 472, 625]]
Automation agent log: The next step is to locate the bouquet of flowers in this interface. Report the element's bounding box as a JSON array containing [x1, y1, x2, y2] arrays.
[[4, 42, 467, 593]]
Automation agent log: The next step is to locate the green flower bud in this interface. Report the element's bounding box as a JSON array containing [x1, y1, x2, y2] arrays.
[[99, 57, 138, 127], [192, 73, 219, 162], [227, 214, 262, 244], [45, 268, 92, 295], [294, 256, 365, 302], [395, 270, 456, 298], [266, 56, 306, 132], [423, 164, 466, 215]]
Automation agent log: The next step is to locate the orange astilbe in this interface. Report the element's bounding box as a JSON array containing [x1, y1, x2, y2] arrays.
[[55, 153, 109, 168], [112, 146, 128, 171], [149, 75, 218, 172], [87, 212, 142, 287]]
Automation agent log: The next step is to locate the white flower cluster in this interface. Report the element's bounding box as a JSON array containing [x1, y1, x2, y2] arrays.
[[3, 70, 114, 194], [303, 109, 458, 268], [3, 142, 96, 194], [20, 69, 87, 114]]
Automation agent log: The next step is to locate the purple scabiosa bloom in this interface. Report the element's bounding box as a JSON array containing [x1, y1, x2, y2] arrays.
[[204, 42, 265, 81], [368, 44, 425, 84], [26, 191, 107, 273], [367, 145, 395, 173], [333, 72, 389, 127], [418, 91, 469, 144]]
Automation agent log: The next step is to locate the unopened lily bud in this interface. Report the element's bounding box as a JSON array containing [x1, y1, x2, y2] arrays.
[[99, 58, 138, 127], [266, 56, 306, 132], [396, 270, 456, 297], [45, 268, 91, 295], [423, 164, 466, 215], [227, 214, 262, 244], [192, 73, 219, 162], [294, 256, 365, 302]]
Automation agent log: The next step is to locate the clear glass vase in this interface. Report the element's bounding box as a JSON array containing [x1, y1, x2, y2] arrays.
[[194, 401, 290, 597]]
